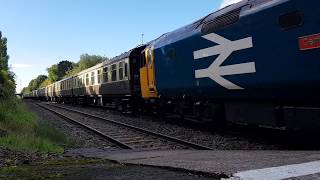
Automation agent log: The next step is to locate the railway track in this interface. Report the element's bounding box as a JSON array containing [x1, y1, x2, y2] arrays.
[[35, 102, 213, 151]]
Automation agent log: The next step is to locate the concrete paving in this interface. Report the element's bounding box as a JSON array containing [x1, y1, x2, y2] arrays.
[[65, 148, 320, 179]]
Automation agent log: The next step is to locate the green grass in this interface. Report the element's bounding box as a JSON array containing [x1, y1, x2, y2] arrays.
[[0, 98, 68, 153]]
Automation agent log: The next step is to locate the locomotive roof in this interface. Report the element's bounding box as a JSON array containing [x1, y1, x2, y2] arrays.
[[149, 0, 249, 49], [149, 0, 285, 49], [107, 44, 147, 62]]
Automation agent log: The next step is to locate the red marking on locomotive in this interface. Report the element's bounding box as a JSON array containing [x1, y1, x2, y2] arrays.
[[299, 33, 320, 50]]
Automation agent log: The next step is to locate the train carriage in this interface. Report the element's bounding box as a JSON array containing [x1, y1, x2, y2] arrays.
[[37, 87, 46, 101], [72, 45, 146, 108], [60, 76, 74, 103]]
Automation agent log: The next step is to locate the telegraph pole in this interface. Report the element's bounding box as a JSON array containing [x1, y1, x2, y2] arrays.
[[141, 33, 144, 44]]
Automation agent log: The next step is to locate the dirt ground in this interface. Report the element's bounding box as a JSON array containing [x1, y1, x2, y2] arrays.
[[0, 157, 216, 180]]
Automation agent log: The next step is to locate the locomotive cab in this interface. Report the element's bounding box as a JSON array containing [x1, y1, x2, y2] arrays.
[[140, 47, 158, 99]]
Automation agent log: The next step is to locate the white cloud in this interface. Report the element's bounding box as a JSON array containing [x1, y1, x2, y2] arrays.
[[11, 64, 33, 68], [220, 0, 242, 9]]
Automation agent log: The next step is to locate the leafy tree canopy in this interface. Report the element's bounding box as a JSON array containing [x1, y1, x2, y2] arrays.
[[0, 31, 15, 98], [23, 54, 108, 94], [66, 54, 107, 76], [0, 31, 9, 71], [47, 60, 73, 82], [27, 75, 47, 91]]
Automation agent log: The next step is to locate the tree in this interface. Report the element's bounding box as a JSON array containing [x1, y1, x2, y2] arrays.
[[66, 54, 107, 76], [0, 31, 15, 98], [47, 60, 73, 82], [57, 60, 73, 78], [34, 75, 47, 88], [24, 54, 108, 94], [0, 70, 15, 97], [0, 31, 9, 71], [21, 87, 30, 94], [27, 75, 47, 91], [39, 78, 51, 88], [47, 64, 58, 82]]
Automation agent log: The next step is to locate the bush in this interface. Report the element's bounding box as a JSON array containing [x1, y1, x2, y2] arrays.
[[0, 70, 15, 99]]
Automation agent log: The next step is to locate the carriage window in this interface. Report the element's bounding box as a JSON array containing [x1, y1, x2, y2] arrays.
[[103, 67, 109, 82], [97, 70, 101, 84], [141, 52, 146, 68], [119, 62, 124, 80], [124, 62, 128, 78], [279, 11, 303, 30], [86, 74, 89, 86], [111, 64, 117, 81], [147, 50, 153, 66], [91, 72, 95, 85]]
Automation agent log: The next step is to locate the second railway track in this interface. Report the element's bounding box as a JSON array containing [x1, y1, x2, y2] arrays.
[[35, 102, 213, 151]]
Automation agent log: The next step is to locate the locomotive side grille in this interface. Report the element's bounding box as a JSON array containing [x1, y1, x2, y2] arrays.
[[202, 8, 241, 34]]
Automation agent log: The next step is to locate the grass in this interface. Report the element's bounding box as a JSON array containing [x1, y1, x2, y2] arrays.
[[0, 98, 68, 153]]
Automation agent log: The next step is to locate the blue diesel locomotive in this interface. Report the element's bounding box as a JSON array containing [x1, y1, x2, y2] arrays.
[[140, 0, 320, 130]]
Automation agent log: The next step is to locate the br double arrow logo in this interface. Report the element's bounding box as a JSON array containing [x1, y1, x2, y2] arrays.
[[193, 33, 256, 90]]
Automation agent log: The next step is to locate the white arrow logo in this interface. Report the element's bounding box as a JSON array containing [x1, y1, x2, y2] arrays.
[[193, 33, 256, 90]]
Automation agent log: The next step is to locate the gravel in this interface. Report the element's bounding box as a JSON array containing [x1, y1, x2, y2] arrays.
[[43, 104, 191, 150], [0, 148, 62, 168], [50, 103, 284, 150]]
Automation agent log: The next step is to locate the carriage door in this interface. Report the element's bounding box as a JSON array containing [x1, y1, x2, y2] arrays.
[[140, 48, 158, 99]]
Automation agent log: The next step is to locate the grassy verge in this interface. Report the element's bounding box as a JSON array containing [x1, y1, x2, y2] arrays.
[[0, 98, 68, 153]]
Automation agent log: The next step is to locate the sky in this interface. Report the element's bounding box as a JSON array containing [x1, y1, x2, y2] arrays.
[[0, 0, 240, 92]]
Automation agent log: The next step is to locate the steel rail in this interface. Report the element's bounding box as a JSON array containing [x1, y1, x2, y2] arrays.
[[35, 103, 133, 149], [48, 103, 214, 150]]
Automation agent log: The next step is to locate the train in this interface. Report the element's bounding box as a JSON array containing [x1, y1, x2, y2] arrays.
[[24, 0, 320, 130]]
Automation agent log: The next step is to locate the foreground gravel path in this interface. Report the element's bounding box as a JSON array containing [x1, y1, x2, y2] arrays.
[[0, 157, 217, 180], [52, 103, 283, 150], [25, 102, 118, 151]]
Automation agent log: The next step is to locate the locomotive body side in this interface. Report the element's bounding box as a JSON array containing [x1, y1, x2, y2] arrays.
[[147, 0, 320, 129]]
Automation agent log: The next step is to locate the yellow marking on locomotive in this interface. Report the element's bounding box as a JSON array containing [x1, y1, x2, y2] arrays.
[[140, 48, 158, 99]]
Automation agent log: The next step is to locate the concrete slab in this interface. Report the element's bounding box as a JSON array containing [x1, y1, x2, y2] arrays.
[[65, 148, 320, 178]]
